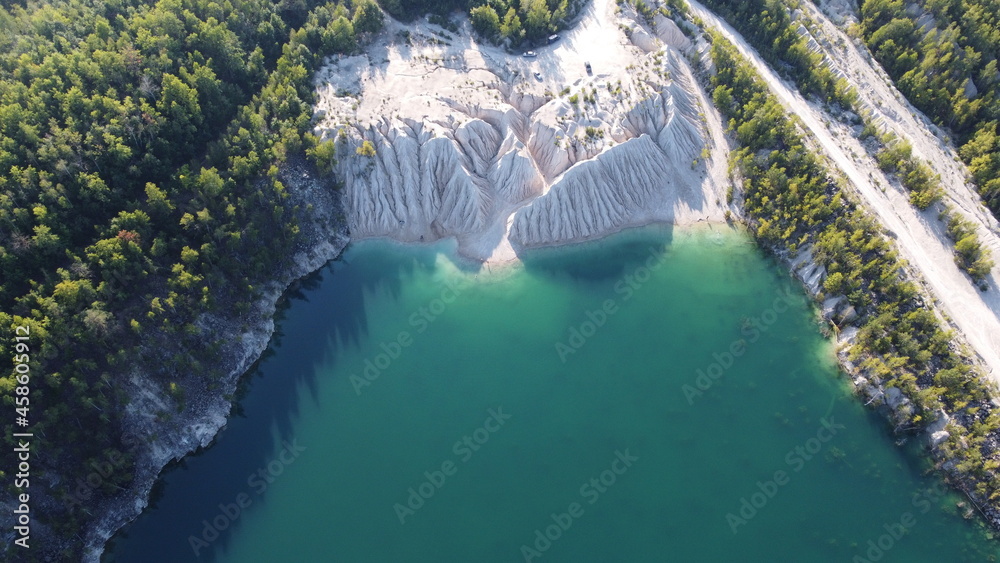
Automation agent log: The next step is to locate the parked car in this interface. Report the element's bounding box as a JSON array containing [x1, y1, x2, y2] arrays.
[[548, 34, 560, 44], [585, 61, 592, 74], [523, 51, 537, 58], [534, 71, 543, 80]]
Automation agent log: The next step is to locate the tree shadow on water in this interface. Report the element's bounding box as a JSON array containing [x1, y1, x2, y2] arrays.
[[104, 241, 436, 563], [518, 224, 675, 285]]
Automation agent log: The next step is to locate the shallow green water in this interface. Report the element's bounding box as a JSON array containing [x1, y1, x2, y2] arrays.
[[108, 225, 1000, 563]]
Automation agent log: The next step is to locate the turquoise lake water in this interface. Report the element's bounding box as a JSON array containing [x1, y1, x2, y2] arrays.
[[107, 225, 1000, 562]]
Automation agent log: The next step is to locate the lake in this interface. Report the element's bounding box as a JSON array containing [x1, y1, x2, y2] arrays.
[[107, 225, 1000, 562]]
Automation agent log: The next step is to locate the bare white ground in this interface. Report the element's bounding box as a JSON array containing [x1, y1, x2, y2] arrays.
[[313, 0, 731, 264]]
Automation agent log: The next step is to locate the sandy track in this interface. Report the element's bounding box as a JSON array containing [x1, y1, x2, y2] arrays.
[[800, 0, 1000, 245], [688, 0, 1000, 379]]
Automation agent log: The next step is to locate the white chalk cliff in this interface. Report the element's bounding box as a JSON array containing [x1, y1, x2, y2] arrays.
[[313, 0, 729, 261]]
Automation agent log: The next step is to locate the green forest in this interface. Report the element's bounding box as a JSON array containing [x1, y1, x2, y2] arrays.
[[383, 0, 585, 44], [859, 0, 1000, 221], [705, 25, 1000, 515], [697, 0, 855, 105], [0, 0, 381, 558]]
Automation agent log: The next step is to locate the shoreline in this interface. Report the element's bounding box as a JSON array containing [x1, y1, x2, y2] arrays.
[[686, 1, 1000, 536], [86, 160, 350, 562], [348, 217, 737, 271], [688, 0, 1000, 382]]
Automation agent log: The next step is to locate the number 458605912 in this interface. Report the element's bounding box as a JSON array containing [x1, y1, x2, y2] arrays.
[[13, 326, 30, 421]]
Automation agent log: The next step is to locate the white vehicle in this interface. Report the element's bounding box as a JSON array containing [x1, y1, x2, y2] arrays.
[[522, 51, 537, 58], [533, 71, 543, 80]]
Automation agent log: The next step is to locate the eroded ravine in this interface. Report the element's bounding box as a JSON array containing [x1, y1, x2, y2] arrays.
[[312, 0, 730, 263]]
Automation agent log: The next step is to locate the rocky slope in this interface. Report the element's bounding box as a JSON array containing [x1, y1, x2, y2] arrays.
[[82, 160, 349, 561], [313, 0, 730, 262]]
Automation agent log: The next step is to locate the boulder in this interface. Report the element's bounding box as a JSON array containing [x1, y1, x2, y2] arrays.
[[929, 430, 950, 448], [885, 386, 907, 409]]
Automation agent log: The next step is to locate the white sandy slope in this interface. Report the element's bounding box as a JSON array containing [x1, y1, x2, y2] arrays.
[[688, 0, 1000, 381], [312, 0, 730, 264]]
